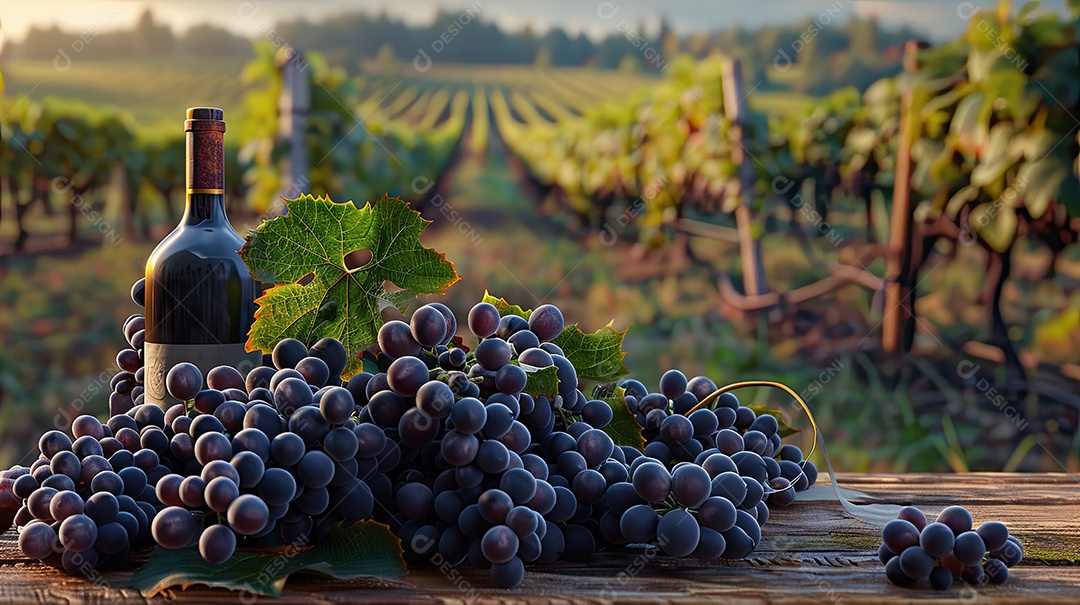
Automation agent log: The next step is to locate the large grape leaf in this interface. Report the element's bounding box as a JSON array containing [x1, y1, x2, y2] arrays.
[[593, 384, 645, 449], [128, 521, 405, 598], [241, 195, 460, 378], [552, 322, 629, 382]]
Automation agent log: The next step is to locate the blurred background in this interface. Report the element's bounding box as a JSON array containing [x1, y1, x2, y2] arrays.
[[1, 1, 1078, 473]]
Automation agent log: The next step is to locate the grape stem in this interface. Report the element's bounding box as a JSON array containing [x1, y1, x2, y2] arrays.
[[687, 380, 820, 482]]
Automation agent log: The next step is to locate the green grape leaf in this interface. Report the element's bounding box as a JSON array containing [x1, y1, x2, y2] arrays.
[[128, 521, 406, 598], [746, 404, 800, 438], [512, 361, 559, 398], [481, 290, 531, 319], [551, 322, 630, 382], [593, 384, 646, 449], [241, 194, 460, 379]]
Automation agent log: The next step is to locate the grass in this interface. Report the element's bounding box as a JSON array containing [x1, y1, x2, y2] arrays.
[[2, 59, 251, 128]]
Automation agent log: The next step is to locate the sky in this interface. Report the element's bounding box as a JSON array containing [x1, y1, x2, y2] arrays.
[[1, 0, 1071, 44]]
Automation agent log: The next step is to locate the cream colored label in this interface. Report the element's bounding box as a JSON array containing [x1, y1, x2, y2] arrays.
[[145, 342, 263, 407]]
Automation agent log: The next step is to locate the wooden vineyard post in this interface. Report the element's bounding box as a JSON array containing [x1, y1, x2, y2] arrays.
[[881, 40, 923, 354], [277, 48, 310, 203], [721, 58, 768, 299]]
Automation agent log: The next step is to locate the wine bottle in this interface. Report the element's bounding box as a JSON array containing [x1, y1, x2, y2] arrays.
[[143, 107, 261, 407]]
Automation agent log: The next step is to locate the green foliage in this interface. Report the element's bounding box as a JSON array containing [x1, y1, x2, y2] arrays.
[[550, 323, 630, 383], [593, 385, 646, 450], [241, 194, 460, 378], [129, 521, 405, 598]]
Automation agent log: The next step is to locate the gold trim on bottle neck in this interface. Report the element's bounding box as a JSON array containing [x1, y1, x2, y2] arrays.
[[187, 188, 225, 195]]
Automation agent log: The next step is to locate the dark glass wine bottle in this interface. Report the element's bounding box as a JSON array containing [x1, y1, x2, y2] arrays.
[[144, 107, 261, 407]]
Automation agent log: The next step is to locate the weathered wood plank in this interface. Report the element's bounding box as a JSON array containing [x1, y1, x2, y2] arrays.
[[0, 474, 1077, 603]]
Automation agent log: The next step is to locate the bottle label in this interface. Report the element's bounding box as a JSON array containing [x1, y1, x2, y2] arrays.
[[145, 342, 263, 407]]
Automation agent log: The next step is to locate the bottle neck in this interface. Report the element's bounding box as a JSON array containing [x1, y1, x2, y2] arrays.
[[184, 113, 228, 227], [183, 193, 228, 226]]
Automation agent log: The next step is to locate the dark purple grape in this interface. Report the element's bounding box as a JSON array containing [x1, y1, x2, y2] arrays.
[[468, 303, 501, 338], [319, 386, 356, 425], [475, 338, 512, 371], [152, 506, 196, 549], [166, 362, 203, 401], [898, 546, 934, 579], [977, 521, 1009, 552], [309, 337, 348, 381], [200, 523, 237, 564], [273, 377, 313, 417], [416, 380, 454, 419], [490, 555, 524, 588], [527, 304, 564, 341], [920, 522, 956, 558], [378, 321, 421, 359], [882, 519, 921, 555], [19, 521, 59, 560], [671, 464, 711, 508], [897, 505, 927, 531], [953, 530, 987, 566], [656, 508, 699, 557], [631, 462, 671, 503], [386, 356, 430, 397], [272, 338, 308, 370], [494, 364, 527, 395], [885, 555, 916, 586], [245, 366, 277, 392], [480, 525, 519, 564], [296, 356, 330, 388], [206, 365, 245, 392], [411, 305, 448, 348], [227, 494, 270, 536], [936, 505, 973, 535]]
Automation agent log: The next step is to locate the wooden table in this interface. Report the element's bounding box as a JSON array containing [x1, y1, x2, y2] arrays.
[[1, 474, 1077, 604]]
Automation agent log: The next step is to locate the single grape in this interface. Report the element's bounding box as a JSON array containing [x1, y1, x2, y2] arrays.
[[378, 320, 421, 359], [319, 386, 356, 425], [882, 519, 921, 555], [953, 530, 988, 566], [416, 380, 455, 419], [296, 356, 331, 388], [671, 463, 711, 508], [619, 503, 660, 543], [468, 303, 501, 338], [898, 546, 934, 579], [272, 338, 309, 370], [885, 555, 916, 586], [387, 356, 430, 397], [656, 508, 699, 557], [920, 522, 956, 559], [308, 337, 348, 380], [227, 494, 270, 536], [487, 552, 524, 588], [475, 338, 512, 371], [166, 362, 203, 401], [19, 522, 59, 560], [410, 305, 448, 347], [481, 525, 519, 565], [936, 505, 973, 535], [527, 304, 564, 341], [897, 505, 927, 531], [200, 524, 237, 564], [151, 506, 197, 550], [976, 521, 1010, 552]]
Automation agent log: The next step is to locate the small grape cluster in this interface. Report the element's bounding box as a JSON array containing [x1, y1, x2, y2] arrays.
[[111, 278, 148, 415], [879, 505, 1023, 590], [609, 372, 819, 558]]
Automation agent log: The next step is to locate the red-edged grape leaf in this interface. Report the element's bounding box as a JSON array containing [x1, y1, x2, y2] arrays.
[[241, 194, 460, 378], [128, 521, 405, 598]]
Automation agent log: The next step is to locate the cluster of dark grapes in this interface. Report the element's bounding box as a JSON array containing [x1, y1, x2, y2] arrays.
[[880, 505, 1023, 590], [0, 287, 829, 590], [110, 278, 148, 415], [608, 371, 819, 558]]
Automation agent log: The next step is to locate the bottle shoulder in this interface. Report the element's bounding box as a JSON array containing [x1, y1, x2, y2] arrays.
[[147, 224, 247, 267]]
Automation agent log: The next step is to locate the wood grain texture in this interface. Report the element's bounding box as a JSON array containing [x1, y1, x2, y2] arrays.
[[1, 474, 1078, 604]]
